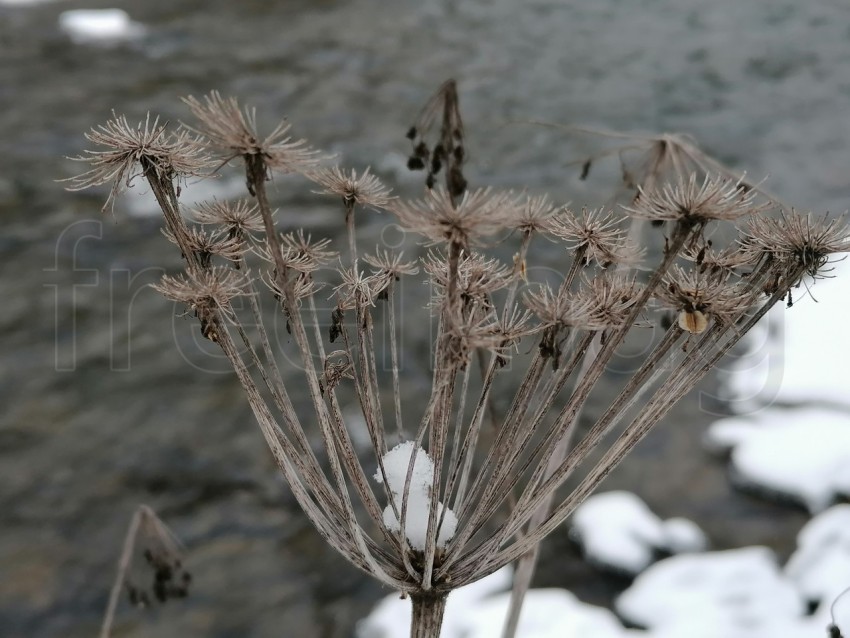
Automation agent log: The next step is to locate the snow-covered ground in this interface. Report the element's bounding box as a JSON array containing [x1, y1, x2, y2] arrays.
[[359, 514, 850, 637]]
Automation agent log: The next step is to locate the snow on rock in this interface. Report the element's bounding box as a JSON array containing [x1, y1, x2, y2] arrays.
[[722, 259, 850, 411], [616, 546, 806, 637], [356, 566, 513, 638], [58, 9, 145, 45], [786, 505, 850, 603], [705, 408, 850, 512], [373, 442, 458, 550], [458, 588, 627, 638], [570, 491, 707, 575]]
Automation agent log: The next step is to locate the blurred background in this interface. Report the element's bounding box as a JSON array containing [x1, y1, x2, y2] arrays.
[[2, 0, 849, 636]]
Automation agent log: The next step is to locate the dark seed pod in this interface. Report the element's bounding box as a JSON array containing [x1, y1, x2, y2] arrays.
[[330, 307, 344, 343], [407, 156, 425, 171], [430, 154, 443, 175], [405, 126, 417, 140], [414, 141, 429, 159], [447, 166, 467, 198], [580, 159, 592, 180]]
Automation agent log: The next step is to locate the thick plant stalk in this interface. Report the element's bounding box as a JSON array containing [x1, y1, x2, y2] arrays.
[[410, 594, 449, 638]]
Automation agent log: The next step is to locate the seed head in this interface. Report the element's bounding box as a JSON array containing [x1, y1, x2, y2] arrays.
[[513, 194, 558, 235], [580, 272, 644, 330], [624, 173, 767, 225], [65, 113, 212, 211], [333, 264, 385, 309], [390, 187, 520, 249], [547, 207, 641, 266], [656, 265, 751, 326], [191, 199, 265, 236], [523, 284, 595, 330], [740, 211, 850, 279], [152, 267, 249, 341], [162, 226, 246, 268], [425, 251, 513, 309], [308, 166, 394, 209], [183, 91, 325, 174]]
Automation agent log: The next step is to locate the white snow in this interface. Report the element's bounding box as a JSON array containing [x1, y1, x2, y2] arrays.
[[357, 565, 627, 638], [356, 566, 513, 638], [58, 9, 145, 45], [458, 589, 626, 638], [786, 505, 850, 603], [380, 490, 458, 551], [359, 538, 850, 638], [722, 259, 850, 411], [570, 491, 707, 574], [705, 408, 850, 512], [375, 441, 435, 495], [374, 442, 458, 551], [616, 547, 807, 637]]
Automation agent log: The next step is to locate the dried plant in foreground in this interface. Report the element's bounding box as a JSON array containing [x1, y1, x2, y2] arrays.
[[69, 87, 850, 638], [100, 505, 189, 638]]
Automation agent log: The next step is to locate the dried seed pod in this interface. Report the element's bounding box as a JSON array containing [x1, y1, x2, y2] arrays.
[[678, 309, 708, 334]]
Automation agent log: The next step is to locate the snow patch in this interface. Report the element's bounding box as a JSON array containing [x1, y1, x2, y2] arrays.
[[570, 491, 707, 575], [786, 505, 850, 603], [374, 442, 457, 550], [616, 547, 806, 637], [705, 408, 850, 512], [59, 9, 145, 45], [722, 259, 850, 411]]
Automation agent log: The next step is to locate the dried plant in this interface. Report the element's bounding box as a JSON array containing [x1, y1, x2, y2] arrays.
[[100, 505, 190, 638], [69, 85, 849, 638]]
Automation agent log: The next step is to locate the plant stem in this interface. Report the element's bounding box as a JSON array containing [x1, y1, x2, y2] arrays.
[[410, 593, 449, 638]]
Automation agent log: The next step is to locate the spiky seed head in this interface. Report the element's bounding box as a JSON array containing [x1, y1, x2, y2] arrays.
[[191, 200, 265, 235], [183, 91, 326, 173], [624, 173, 767, 225], [740, 211, 850, 279], [656, 266, 751, 326], [162, 226, 246, 268], [547, 207, 641, 267], [389, 187, 520, 249], [64, 113, 213, 211], [308, 166, 394, 209]]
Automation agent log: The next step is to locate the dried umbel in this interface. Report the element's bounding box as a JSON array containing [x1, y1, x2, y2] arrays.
[[69, 87, 849, 638]]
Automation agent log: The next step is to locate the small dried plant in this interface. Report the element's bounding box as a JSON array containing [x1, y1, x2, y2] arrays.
[[68, 84, 849, 638], [99, 505, 190, 638]]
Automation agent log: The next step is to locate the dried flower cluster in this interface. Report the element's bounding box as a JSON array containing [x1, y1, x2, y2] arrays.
[[70, 86, 850, 638]]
